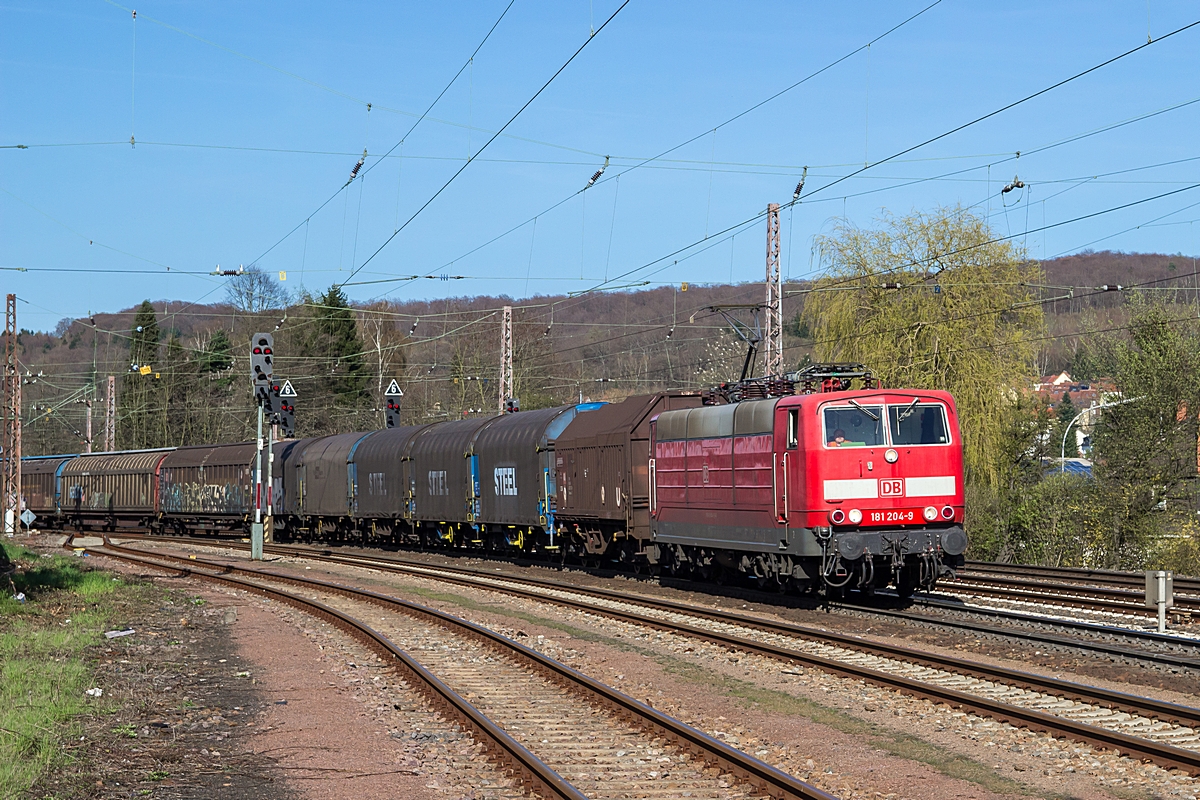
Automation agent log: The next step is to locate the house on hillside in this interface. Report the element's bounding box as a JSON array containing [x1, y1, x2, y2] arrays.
[[1032, 371, 1118, 457]]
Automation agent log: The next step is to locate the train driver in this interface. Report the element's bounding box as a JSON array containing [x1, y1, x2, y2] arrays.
[[828, 428, 847, 447]]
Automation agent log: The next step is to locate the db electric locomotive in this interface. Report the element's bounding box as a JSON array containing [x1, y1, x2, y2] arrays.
[[17, 366, 966, 595]]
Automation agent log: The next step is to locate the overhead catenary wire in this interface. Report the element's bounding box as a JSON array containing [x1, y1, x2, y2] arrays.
[[800, 17, 1200, 204], [244, 0, 519, 271], [576, 21, 1200, 300], [337, 0, 631, 290]]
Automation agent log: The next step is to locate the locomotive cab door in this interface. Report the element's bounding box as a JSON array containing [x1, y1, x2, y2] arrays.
[[773, 406, 799, 524]]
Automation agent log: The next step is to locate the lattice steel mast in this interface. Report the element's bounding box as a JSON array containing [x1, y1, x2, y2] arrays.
[[499, 305, 513, 414], [763, 203, 783, 377], [3, 294, 21, 533]]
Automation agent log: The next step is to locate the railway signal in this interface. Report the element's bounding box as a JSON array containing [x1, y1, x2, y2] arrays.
[[249, 333, 275, 561], [384, 379, 403, 429], [250, 332, 274, 403], [274, 380, 297, 438]]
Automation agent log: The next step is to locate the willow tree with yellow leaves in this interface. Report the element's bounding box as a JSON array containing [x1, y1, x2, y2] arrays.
[[800, 208, 1044, 489]]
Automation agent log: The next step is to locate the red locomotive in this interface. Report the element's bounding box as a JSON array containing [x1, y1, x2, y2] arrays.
[[650, 366, 966, 596]]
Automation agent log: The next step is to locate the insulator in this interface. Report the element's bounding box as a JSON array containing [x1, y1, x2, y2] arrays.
[[792, 166, 808, 201], [585, 156, 610, 188]]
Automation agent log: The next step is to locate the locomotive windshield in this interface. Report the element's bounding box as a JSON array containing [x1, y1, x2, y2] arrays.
[[823, 401, 950, 447], [823, 405, 885, 447], [888, 403, 949, 445]]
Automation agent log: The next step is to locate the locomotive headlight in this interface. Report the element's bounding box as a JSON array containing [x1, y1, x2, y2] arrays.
[[941, 505, 955, 520], [923, 505, 938, 522], [830, 509, 845, 525], [847, 508, 862, 524], [884, 448, 898, 463]]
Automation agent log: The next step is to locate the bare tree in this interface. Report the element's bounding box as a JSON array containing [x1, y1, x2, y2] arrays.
[[357, 302, 408, 424], [224, 265, 290, 313]]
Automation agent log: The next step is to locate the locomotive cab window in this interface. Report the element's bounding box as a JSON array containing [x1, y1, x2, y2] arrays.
[[888, 402, 949, 445], [822, 405, 885, 448], [786, 409, 799, 449]]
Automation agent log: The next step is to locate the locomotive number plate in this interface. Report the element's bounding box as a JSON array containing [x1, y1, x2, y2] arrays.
[[865, 508, 919, 524]]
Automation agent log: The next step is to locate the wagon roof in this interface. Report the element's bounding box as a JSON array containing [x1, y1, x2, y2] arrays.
[[351, 423, 435, 460], [60, 450, 172, 475], [161, 442, 258, 469], [19, 456, 76, 475], [557, 393, 705, 448], [469, 404, 580, 455]]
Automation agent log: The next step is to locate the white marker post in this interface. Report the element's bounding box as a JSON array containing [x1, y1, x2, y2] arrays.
[[1145, 569, 1174, 634]]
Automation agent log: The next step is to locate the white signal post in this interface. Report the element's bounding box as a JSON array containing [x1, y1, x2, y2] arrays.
[[252, 401, 264, 560], [249, 333, 274, 561], [1145, 570, 1174, 633]]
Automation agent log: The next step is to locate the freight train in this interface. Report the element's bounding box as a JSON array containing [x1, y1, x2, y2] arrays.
[[16, 369, 966, 596]]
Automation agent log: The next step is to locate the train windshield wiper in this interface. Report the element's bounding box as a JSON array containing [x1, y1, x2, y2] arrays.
[[848, 399, 879, 421], [897, 398, 919, 422]]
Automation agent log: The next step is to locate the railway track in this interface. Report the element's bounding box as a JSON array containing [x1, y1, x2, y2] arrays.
[[100, 534, 1200, 775], [964, 560, 1200, 596], [841, 601, 1200, 671], [955, 562, 1200, 618], [123, 532, 1200, 667], [84, 537, 831, 800], [941, 572, 1200, 618]]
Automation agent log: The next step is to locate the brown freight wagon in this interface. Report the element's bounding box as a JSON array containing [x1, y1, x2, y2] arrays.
[[158, 442, 258, 533], [20, 455, 75, 523], [59, 449, 174, 530], [553, 392, 707, 561]]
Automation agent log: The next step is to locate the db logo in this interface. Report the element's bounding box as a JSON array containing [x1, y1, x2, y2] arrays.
[[879, 479, 904, 497]]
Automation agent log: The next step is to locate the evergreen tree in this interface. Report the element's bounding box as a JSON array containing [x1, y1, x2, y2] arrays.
[[1056, 392, 1079, 458], [307, 286, 367, 404], [199, 329, 233, 374], [162, 334, 189, 446], [274, 286, 373, 435], [117, 301, 164, 449]]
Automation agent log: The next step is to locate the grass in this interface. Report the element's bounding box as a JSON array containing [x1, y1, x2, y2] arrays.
[[0, 541, 142, 798], [405, 583, 1036, 796]]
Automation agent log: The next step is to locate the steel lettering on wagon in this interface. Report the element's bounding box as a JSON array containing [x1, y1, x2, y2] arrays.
[[494, 466, 517, 496]]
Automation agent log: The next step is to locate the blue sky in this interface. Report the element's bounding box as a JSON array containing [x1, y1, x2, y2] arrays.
[[3, 1, 1200, 331]]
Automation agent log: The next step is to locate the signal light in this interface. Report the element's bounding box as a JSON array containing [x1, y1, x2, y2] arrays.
[[830, 509, 845, 525], [847, 508, 862, 524], [941, 505, 955, 520], [923, 506, 938, 522]]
